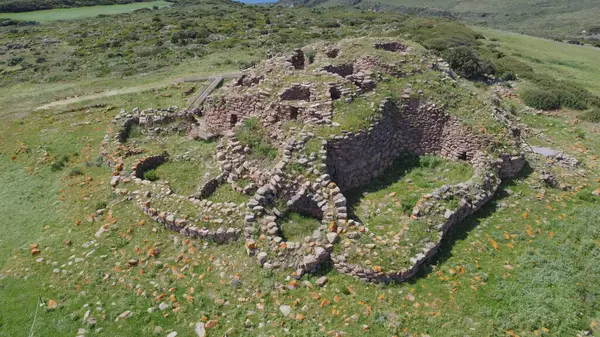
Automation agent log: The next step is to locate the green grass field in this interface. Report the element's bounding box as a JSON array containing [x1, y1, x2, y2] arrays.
[[288, 0, 600, 39], [476, 27, 600, 95], [1, 1, 600, 336], [0, 0, 171, 22]]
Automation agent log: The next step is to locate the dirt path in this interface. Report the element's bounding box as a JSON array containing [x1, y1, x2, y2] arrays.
[[35, 72, 240, 111]]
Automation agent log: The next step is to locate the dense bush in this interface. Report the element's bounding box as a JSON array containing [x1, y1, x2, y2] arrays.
[[0, 18, 38, 26], [522, 73, 599, 110], [143, 169, 158, 181], [50, 155, 70, 172], [402, 19, 482, 52], [316, 19, 340, 28], [582, 108, 600, 122], [520, 88, 561, 110], [479, 48, 533, 80], [443, 47, 495, 80]]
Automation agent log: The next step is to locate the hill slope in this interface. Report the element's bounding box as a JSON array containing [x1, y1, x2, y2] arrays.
[[0, 0, 156, 13], [281, 0, 600, 39]]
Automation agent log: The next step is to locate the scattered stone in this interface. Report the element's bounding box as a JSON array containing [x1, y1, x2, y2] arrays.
[[257, 252, 268, 265], [326, 232, 339, 244], [117, 310, 131, 321], [279, 305, 292, 317], [194, 322, 206, 337], [315, 276, 328, 287]]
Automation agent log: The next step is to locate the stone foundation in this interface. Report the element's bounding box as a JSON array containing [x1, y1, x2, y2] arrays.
[[131, 154, 168, 180], [100, 38, 528, 284]]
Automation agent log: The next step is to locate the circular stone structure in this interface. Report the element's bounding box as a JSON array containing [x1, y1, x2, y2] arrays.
[[101, 37, 526, 283]]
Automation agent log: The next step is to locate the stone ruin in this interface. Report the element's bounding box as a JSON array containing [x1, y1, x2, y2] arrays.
[[100, 38, 526, 283]]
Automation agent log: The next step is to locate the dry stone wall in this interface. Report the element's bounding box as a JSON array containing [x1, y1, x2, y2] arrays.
[[100, 38, 527, 284], [331, 162, 501, 283], [326, 98, 486, 192]]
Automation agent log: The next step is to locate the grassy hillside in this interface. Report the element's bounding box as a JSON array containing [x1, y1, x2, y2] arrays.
[[476, 27, 600, 96], [0, 1, 171, 22], [1, 1, 600, 336], [282, 0, 600, 39], [0, 0, 159, 13]]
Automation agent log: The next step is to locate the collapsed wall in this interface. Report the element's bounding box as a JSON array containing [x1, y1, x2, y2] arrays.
[[204, 86, 332, 136], [326, 98, 486, 191]]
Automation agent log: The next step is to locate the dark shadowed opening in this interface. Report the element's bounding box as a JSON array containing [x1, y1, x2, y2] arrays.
[[329, 86, 341, 100], [290, 106, 299, 120]]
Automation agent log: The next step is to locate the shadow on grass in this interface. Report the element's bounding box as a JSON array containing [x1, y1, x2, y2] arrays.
[[404, 161, 534, 284]]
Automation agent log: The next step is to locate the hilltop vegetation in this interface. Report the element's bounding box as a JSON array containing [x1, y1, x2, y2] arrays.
[[4, 0, 598, 118], [0, 0, 600, 336], [281, 0, 600, 39], [0, 0, 157, 13]]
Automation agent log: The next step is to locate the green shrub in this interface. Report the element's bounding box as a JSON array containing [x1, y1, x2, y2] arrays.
[[582, 108, 600, 122], [556, 90, 587, 110], [402, 19, 481, 52], [85, 156, 104, 168], [144, 169, 159, 181], [95, 201, 108, 210], [443, 47, 495, 80], [400, 196, 419, 215], [525, 73, 599, 109], [50, 155, 70, 172], [483, 54, 533, 79], [306, 50, 315, 64], [499, 72, 517, 81], [521, 88, 561, 110], [418, 155, 443, 169], [576, 188, 599, 203], [7, 57, 23, 67], [317, 20, 340, 28], [422, 37, 476, 51]]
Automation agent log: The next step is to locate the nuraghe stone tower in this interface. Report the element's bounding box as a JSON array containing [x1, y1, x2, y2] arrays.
[[102, 38, 525, 283]]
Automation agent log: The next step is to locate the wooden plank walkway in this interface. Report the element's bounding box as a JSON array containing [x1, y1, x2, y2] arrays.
[[186, 72, 241, 111]]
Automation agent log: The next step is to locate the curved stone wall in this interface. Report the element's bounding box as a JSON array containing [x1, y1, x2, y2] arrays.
[[131, 154, 168, 180], [100, 39, 528, 284], [331, 163, 501, 283], [326, 98, 486, 192]]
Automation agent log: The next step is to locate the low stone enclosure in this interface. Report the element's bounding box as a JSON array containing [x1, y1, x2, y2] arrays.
[[100, 38, 526, 283]]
